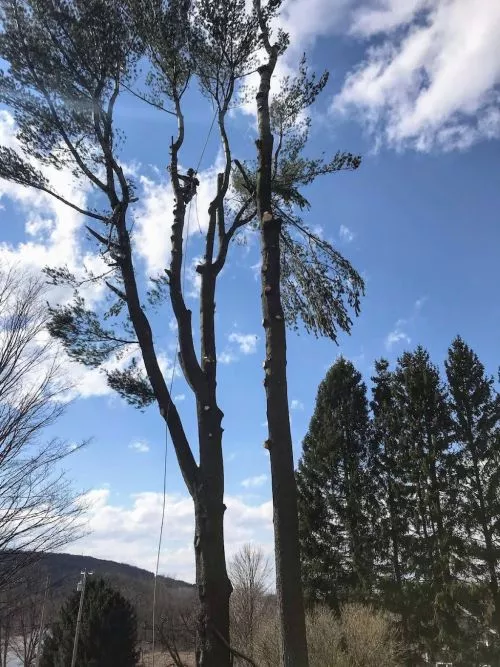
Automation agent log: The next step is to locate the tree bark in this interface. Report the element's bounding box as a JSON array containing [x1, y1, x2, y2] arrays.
[[193, 175, 232, 666], [255, 54, 309, 667]]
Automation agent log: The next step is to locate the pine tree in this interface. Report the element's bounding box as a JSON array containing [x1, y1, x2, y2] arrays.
[[40, 577, 139, 667], [391, 347, 460, 661], [297, 358, 374, 610], [445, 336, 500, 641], [370, 359, 413, 648]]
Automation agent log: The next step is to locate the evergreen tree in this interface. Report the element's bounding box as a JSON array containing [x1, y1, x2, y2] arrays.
[[370, 359, 412, 647], [445, 336, 500, 641], [40, 577, 139, 667], [297, 358, 374, 610], [391, 347, 461, 661]]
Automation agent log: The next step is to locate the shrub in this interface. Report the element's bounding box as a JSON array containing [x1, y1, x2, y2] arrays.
[[254, 603, 404, 667]]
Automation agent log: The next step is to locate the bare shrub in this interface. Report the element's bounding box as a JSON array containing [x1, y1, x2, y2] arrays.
[[254, 603, 404, 667], [340, 603, 404, 666], [229, 544, 272, 662]]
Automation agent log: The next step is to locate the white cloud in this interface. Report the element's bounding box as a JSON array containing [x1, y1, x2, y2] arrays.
[[333, 0, 500, 151], [339, 224, 355, 243], [385, 296, 426, 350], [129, 440, 150, 454], [228, 332, 258, 355], [385, 329, 411, 349], [174, 393, 186, 402], [0, 111, 107, 307], [279, 0, 351, 53], [67, 488, 273, 582], [241, 474, 268, 489], [291, 399, 304, 411], [218, 350, 238, 365]]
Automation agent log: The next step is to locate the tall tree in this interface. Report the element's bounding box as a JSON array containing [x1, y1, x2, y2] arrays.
[[40, 577, 139, 667], [370, 359, 412, 646], [297, 358, 374, 611], [0, 1, 363, 664], [445, 336, 500, 636], [251, 2, 363, 663], [391, 347, 461, 661]]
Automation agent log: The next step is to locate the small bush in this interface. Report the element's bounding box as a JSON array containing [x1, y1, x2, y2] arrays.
[[254, 603, 405, 667]]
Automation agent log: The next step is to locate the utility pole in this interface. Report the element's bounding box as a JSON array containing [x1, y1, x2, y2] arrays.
[[71, 570, 92, 667], [34, 575, 50, 667]]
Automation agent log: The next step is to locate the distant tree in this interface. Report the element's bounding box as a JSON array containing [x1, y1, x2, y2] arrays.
[[229, 543, 272, 660], [370, 360, 411, 639], [0, 266, 83, 591], [445, 337, 500, 638], [297, 358, 374, 610], [40, 577, 139, 667], [391, 347, 463, 662]]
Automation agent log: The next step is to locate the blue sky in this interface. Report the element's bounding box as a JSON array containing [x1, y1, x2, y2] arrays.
[[1, 0, 499, 582]]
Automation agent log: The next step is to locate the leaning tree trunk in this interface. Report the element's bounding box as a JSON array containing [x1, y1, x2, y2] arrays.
[[255, 56, 309, 667]]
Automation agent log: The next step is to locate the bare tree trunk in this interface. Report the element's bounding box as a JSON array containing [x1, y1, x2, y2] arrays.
[[254, 25, 309, 667], [194, 175, 232, 666]]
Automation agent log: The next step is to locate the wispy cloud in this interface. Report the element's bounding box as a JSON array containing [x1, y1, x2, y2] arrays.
[[218, 350, 238, 365], [228, 333, 258, 355], [339, 224, 355, 243], [333, 0, 500, 151], [385, 329, 411, 350], [291, 399, 304, 411], [174, 394, 185, 402], [241, 474, 268, 489], [385, 296, 427, 350], [129, 440, 150, 454]]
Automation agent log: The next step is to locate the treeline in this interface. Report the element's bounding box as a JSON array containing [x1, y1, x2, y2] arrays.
[[297, 336, 500, 666]]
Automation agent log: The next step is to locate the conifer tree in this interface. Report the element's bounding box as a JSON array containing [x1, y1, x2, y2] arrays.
[[370, 359, 412, 647], [445, 336, 500, 639], [297, 358, 374, 610], [391, 347, 460, 661], [40, 577, 139, 667]]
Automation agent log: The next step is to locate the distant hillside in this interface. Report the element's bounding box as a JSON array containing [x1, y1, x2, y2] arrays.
[[38, 552, 192, 591], [30, 552, 196, 631]]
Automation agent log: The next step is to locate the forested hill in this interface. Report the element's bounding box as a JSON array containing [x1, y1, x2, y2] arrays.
[[38, 552, 192, 591]]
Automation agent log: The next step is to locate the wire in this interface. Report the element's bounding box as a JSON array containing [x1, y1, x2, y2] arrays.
[[195, 110, 217, 175]]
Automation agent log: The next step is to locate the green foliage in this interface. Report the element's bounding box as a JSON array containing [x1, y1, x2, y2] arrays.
[[107, 357, 156, 409], [40, 577, 139, 667], [0, 0, 139, 170], [280, 221, 363, 341], [297, 358, 374, 609], [445, 337, 500, 628], [298, 340, 500, 665], [47, 296, 136, 368]]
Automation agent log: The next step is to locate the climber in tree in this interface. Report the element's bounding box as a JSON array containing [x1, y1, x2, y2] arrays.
[[178, 168, 199, 204]]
